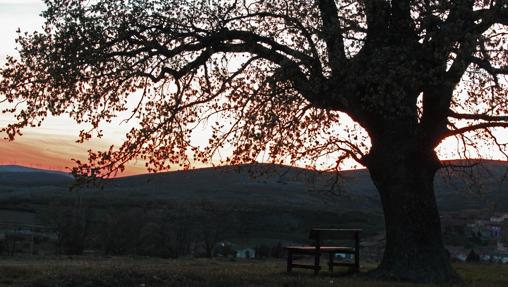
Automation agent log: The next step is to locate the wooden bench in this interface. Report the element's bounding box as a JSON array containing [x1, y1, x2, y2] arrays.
[[286, 228, 361, 275]]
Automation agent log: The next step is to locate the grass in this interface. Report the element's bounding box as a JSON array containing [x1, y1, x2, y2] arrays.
[[0, 256, 507, 287]]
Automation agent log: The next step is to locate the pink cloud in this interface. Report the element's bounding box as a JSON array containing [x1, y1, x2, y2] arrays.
[[0, 133, 147, 177]]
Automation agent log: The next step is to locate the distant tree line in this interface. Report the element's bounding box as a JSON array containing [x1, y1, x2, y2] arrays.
[[41, 199, 263, 258]]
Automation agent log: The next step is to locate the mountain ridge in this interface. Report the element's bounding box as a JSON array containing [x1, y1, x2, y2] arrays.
[[0, 160, 507, 213]]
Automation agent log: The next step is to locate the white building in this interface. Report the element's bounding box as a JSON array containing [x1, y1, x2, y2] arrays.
[[491, 214, 508, 223]]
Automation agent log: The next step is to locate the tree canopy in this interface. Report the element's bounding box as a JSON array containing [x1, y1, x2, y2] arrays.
[[2, 0, 506, 176]]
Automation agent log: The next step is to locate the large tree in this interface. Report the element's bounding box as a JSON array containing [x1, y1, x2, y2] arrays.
[[1, 0, 507, 283]]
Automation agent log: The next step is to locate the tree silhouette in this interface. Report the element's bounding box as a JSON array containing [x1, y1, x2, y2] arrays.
[[1, 0, 507, 283]]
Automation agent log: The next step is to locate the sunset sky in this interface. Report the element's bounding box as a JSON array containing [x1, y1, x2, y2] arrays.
[[0, 0, 506, 176], [0, 0, 148, 175]]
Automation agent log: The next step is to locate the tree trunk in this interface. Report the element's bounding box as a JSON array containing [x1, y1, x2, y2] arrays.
[[364, 142, 461, 283]]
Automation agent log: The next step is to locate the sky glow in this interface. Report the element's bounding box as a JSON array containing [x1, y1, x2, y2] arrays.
[[0, 1, 148, 175]]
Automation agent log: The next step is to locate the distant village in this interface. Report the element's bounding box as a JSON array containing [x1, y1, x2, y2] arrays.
[[441, 211, 508, 263], [327, 210, 508, 265], [1, 207, 508, 264]]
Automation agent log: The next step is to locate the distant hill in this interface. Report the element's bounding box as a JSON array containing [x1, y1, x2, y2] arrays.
[[0, 165, 74, 187], [434, 160, 508, 211], [102, 164, 380, 211], [0, 161, 507, 212], [0, 161, 508, 216], [101, 160, 507, 210], [0, 165, 74, 188], [0, 165, 72, 176]]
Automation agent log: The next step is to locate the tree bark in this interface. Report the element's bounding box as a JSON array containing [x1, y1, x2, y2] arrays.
[[364, 141, 461, 283]]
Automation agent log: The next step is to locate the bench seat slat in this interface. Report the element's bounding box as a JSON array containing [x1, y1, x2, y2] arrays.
[[286, 246, 355, 253]]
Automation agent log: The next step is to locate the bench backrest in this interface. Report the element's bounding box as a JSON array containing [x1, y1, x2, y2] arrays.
[[309, 228, 361, 248]]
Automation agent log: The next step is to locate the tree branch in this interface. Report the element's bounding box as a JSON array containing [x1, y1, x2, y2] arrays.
[[209, 41, 329, 107], [467, 56, 508, 76], [443, 122, 508, 138], [389, 0, 414, 36], [473, 2, 508, 30], [425, 1, 474, 69], [363, 0, 389, 45], [449, 111, 508, 121], [317, 0, 346, 72], [225, 11, 322, 69]]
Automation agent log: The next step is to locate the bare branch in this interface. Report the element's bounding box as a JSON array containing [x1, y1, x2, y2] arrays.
[[225, 11, 322, 67], [467, 56, 508, 76], [444, 122, 508, 138], [449, 111, 508, 121]]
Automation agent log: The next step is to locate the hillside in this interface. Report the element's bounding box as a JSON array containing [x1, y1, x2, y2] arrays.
[[93, 160, 508, 212], [0, 160, 506, 243], [101, 164, 380, 211], [1, 160, 507, 212], [0, 165, 73, 187]]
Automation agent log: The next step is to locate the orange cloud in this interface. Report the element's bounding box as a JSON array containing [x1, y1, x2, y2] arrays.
[[0, 132, 147, 177]]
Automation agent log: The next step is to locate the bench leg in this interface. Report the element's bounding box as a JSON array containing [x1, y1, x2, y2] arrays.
[[287, 250, 293, 273], [328, 253, 334, 272], [314, 253, 320, 275], [354, 251, 360, 273]]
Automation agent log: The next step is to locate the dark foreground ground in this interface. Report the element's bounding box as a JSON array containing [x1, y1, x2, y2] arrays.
[[0, 257, 506, 287], [0, 257, 508, 287]]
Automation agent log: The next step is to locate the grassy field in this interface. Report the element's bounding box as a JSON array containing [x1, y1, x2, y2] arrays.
[[0, 257, 507, 287]]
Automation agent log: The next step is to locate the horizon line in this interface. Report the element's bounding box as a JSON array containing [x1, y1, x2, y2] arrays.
[[1, 158, 507, 179]]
